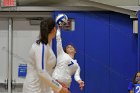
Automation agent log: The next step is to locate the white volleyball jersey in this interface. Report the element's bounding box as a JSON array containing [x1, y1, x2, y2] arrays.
[[52, 28, 81, 88], [23, 42, 62, 93]]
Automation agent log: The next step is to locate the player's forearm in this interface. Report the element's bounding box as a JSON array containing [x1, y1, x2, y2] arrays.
[[75, 75, 81, 82], [74, 66, 82, 81], [39, 71, 62, 92], [56, 28, 64, 55]]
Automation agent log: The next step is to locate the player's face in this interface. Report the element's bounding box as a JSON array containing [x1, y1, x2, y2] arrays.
[[66, 45, 76, 54], [136, 73, 140, 84], [136, 73, 140, 78]]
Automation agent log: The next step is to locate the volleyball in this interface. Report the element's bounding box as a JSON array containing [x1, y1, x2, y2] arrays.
[[56, 14, 68, 26]]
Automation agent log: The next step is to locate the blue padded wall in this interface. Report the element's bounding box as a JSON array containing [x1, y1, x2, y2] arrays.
[[109, 12, 138, 93], [84, 12, 110, 93], [138, 11, 140, 71], [53, 11, 138, 93]]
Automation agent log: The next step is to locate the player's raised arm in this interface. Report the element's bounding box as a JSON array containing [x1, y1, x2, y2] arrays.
[[56, 27, 65, 56], [55, 14, 68, 56]]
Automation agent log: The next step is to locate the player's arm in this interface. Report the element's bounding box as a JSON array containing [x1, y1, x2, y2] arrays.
[[56, 27, 65, 56], [74, 64, 81, 81], [33, 45, 63, 93], [74, 63, 84, 90], [39, 71, 70, 93]]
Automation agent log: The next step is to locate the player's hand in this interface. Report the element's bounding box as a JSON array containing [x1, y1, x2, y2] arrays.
[[78, 80, 84, 90], [57, 80, 70, 93], [56, 80, 68, 88], [59, 87, 70, 93]]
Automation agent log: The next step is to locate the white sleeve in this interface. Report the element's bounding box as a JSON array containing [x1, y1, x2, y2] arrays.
[[74, 63, 82, 82], [32, 44, 62, 92], [39, 70, 62, 92], [56, 28, 65, 56]]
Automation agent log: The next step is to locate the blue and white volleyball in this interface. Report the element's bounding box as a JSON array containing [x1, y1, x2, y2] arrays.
[[56, 14, 68, 26]]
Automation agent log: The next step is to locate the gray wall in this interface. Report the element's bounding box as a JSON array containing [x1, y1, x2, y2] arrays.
[[90, 0, 139, 6]]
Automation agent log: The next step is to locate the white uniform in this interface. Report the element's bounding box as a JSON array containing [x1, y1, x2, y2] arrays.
[[23, 42, 62, 93], [52, 28, 82, 88]]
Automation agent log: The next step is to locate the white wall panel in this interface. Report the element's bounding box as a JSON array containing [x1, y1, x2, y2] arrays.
[[12, 18, 39, 93], [0, 18, 8, 83], [0, 18, 8, 93]]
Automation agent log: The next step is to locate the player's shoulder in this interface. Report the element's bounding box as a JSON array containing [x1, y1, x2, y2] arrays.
[[74, 59, 77, 62], [30, 42, 41, 51], [128, 81, 134, 91], [73, 59, 78, 64], [74, 59, 81, 66], [31, 42, 38, 48]]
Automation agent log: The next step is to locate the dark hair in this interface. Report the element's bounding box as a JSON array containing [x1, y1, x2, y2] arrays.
[[64, 43, 76, 53], [132, 71, 140, 84], [36, 17, 55, 45]]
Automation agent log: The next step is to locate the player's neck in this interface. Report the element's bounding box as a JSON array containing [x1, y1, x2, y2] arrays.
[[48, 37, 52, 45], [68, 53, 75, 59]]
